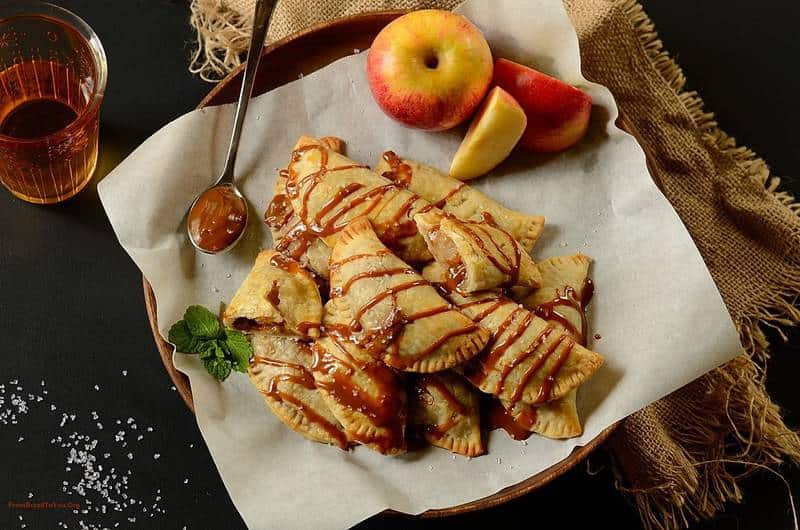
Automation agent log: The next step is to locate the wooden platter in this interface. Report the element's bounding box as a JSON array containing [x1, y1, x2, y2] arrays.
[[143, 10, 618, 518]]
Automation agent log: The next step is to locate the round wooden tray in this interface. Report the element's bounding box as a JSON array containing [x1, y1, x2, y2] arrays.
[[143, 10, 618, 518]]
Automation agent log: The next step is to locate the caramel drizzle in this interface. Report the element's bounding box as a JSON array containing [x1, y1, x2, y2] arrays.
[[386, 322, 479, 369], [326, 249, 476, 367], [253, 353, 348, 449], [484, 398, 533, 441], [467, 305, 525, 386], [510, 404, 538, 431], [452, 213, 522, 287], [269, 252, 305, 275], [288, 145, 428, 246], [266, 280, 281, 307], [495, 326, 554, 396], [328, 249, 391, 272], [533, 279, 594, 344], [381, 151, 413, 186], [332, 267, 416, 297], [381, 150, 466, 211], [508, 334, 573, 405], [350, 280, 429, 331], [456, 293, 577, 406], [313, 183, 401, 235], [273, 217, 316, 262], [312, 337, 405, 453], [296, 321, 322, 337], [315, 182, 365, 223], [415, 375, 466, 439], [485, 312, 537, 391], [264, 193, 294, 229], [265, 189, 317, 263]]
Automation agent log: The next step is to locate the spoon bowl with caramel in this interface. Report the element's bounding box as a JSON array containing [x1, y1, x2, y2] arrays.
[[186, 0, 274, 254]]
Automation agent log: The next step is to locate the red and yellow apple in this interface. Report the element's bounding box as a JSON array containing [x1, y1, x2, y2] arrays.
[[449, 87, 527, 180], [367, 10, 493, 131], [492, 58, 592, 152]]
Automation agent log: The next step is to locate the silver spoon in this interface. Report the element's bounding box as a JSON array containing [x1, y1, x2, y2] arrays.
[[187, 0, 274, 254]]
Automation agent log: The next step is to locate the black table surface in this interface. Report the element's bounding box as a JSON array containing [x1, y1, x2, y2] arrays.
[[1, 1, 798, 529]]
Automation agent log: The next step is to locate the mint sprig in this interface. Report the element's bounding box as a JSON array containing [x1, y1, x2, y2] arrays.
[[168, 305, 253, 382]]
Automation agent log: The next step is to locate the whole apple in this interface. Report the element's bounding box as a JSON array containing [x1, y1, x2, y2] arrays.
[[367, 10, 493, 131]]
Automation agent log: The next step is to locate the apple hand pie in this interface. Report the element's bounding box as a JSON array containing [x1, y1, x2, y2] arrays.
[[517, 254, 593, 344], [223, 250, 322, 339], [248, 332, 349, 449], [415, 210, 542, 293], [265, 137, 347, 280], [328, 217, 490, 372], [502, 254, 594, 438], [312, 336, 407, 455], [410, 372, 484, 457], [498, 390, 581, 439], [422, 262, 602, 406], [285, 136, 435, 263], [375, 152, 545, 252]]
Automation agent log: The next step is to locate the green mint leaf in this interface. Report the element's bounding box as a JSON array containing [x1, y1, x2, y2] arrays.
[[198, 339, 222, 360], [203, 357, 231, 381], [224, 329, 252, 373], [184, 305, 221, 339], [168, 320, 201, 353]]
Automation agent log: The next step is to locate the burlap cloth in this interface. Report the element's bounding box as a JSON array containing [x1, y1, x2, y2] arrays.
[[188, 0, 800, 528]]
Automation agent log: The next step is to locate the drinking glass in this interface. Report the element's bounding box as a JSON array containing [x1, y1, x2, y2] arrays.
[[0, 2, 107, 204]]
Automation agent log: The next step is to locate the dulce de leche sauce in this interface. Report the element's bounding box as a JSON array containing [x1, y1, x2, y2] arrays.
[[188, 186, 247, 253]]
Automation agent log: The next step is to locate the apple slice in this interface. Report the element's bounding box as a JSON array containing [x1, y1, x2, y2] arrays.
[[493, 58, 592, 153], [449, 86, 527, 181]]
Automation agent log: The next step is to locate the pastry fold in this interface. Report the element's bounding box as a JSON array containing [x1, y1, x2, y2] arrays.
[[415, 210, 542, 293], [223, 250, 322, 339], [286, 137, 434, 263], [422, 263, 602, 408], [248, 333, 348, 449], [312, 336, 407, 455], [410, 372, 484, 457], [328, 217, 490, 373], [375, 152, 545, 252]]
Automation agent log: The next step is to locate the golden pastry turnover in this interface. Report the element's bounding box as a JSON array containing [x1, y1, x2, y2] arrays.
[[508, 254, 595, 438], [411, 372, 484, 457], [286, 136, 434, 263], [248, 332, 348, 449], [223, 250, 322, 339], [312, 335, 407, 455], [328, 217, 490, 372], [415, 209, 542, 293], [375, 151, 545, 252]]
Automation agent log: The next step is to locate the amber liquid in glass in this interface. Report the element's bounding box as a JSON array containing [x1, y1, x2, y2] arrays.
[[0, 22, 100, 204]]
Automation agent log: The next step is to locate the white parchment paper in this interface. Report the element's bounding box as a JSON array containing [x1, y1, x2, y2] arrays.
[[98, 0, 742, 527]]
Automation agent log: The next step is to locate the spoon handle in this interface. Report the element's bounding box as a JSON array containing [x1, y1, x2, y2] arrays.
[[218, 0, 275, 185]]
